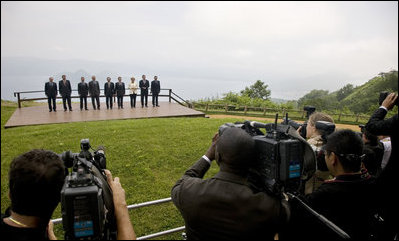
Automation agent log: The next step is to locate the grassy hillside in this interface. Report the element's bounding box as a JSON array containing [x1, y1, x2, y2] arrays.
[[1, 101, 251, 239], [341, 71, 398, 113], [298, 70, 398, 114]]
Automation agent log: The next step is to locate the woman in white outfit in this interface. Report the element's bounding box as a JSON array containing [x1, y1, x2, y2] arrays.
[[129, 77, 139, 108]]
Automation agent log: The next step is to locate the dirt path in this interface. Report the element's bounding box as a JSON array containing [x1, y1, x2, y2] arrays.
[[207, 114, 361, 132]]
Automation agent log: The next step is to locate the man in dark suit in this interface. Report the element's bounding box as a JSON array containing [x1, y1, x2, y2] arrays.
[[104, 77, 115, 109], [171, 128, 289, 240], [139, 75, 149, 108], [44, 77, 57, 112], [151, 76, 161, 107], [78, 77, 89, 111], [89, 75, 101, 110], [59, 75, 72, 111], [115, 77, 126, 109], [365, 92, 398, 240]]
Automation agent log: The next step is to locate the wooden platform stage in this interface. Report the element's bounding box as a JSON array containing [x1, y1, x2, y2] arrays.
[[4, 101, 205, 128]]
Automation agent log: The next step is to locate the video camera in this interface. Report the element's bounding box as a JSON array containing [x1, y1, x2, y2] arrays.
[[218, 114, 316, 196], [59, 139, 117, 240], [284, 106, 316, 139], [313, 121, 336, 172], [219, 116, 350, 239]]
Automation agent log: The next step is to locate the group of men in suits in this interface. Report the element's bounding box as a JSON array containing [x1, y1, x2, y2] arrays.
[[139, 74, 161, 108], [44, 75, 161, 112]]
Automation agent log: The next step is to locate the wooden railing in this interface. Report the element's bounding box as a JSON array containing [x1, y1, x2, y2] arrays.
[[191, 102, 371, 124]]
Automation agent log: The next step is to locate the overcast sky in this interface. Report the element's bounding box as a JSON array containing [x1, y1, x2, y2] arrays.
[[1, 1, 398, 100]]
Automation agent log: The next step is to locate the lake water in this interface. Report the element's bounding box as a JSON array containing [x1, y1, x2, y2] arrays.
[[1, 74, 297, 105], [1, 74, 241, 103]]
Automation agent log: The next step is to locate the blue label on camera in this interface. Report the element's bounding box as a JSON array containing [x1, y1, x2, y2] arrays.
[[289, 164, 301, 178], [74, 221, 94, 237]]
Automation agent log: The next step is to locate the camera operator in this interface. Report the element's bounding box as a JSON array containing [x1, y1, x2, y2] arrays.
[[286, 129, 378, 240], [365, 92, 398, 239], [1, 149, 136, 240], [298, 112, 335, 194], [171, 128, 290, 240], [361, 129, 384, 176], [1, 149, 65, 240]]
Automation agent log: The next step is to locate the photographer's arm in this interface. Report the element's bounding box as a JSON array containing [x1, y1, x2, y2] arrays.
[[366, 93, 398, 136], [105, 170, 136, 240], [176, 133, 218, 180], [47, 220, 57, 240], [171, 133, 219, 206]]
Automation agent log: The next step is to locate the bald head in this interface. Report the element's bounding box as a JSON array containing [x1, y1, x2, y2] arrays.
[[216, 127, 255, 170]]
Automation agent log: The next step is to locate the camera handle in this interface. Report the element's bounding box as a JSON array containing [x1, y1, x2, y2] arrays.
[[286, 192, 351, 240]]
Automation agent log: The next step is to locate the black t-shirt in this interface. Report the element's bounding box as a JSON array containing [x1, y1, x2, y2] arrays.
[[1, 211, 48, 240], [281, 172, 378, 240], [305, 173, 378, 240]]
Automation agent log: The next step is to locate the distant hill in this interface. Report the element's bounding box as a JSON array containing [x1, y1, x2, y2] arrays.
[[271, 98, 291, 104], [297, 70, 398, 114], [340, 71, 398, 113]]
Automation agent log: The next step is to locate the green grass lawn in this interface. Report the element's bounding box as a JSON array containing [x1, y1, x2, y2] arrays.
[[1, 101, 256, 239]]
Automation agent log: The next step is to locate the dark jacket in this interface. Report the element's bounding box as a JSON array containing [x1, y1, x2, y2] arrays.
[[115, 82, 125, 96], [78, 82, 89, 97], [89, 80, 100, 96], [171, 157, 289, 240], [366, 108, 398, 179], [45, 82, 57, 98], [284, 172, 377, 240], [305, 173, 377, 240], [365, 108, 398, 238], [59, 80, 72, 97], [362, 142, 384, 176], [104, 82, 115, 97], [151, 80, 161, 95], [139, 80, 149, 94]]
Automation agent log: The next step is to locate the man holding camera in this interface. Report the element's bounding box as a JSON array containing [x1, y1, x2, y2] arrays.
[[298, 112, 335, 194], [365, 92, 398, 239], [283, 129, 378, 240], [1, 149, 136, 240], [361, 129, 384, 176], [171, 128, 289, 240], [1, 149, 66, 239]]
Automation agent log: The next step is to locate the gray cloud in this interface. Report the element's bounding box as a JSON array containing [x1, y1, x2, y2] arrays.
[[1, 1, 397, 101]]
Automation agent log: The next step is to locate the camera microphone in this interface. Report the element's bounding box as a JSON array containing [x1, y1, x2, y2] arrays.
[[96, 145, 105, 154], [248, 121, 268, 129]]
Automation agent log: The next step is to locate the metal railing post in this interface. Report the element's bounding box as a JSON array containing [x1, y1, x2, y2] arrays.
[[17, 93, 21, 108]]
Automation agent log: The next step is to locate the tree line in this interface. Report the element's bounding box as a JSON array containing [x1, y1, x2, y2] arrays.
[[196, 70, 398, 115]]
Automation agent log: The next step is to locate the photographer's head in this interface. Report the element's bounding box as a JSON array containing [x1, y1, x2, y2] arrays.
[[323, 129, 364, 176], [216, 127, 255, 173], [8, 149, 65, 221], [362, 129, 379, 146], [307, 112, 334, 139]]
